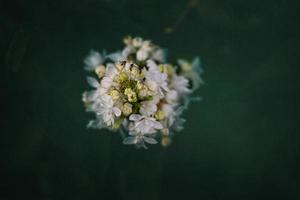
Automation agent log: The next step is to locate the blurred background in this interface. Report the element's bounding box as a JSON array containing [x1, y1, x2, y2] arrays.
[[1, 0, 299, 199]]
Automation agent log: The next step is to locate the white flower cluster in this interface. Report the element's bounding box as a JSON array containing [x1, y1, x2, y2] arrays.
[[82, 36, 203, 148]]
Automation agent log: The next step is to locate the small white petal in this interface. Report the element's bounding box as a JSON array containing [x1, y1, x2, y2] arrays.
[[166, 90, 178, 104], [129, 114, 143, 121], [87, 119, 104, 129], [113, 107, 121, 117], [143, 136, 158, 144], [172, 75, 191, 95], [146, 60, 157, 71], [132, 37, 143, 47], [192, 57, 202, 74], [123, 136, 138, 145], [83, 91, 97, 102], [106, 51, 122, 62], [105, 63, 117, 78], [140, 101, 157, 116], [122, 46, 133, 58], [84, 50, 103, 71], [87, 76, 100, 88], [152, 121, 163, 130], [152, 49, 166, 62], [136, 49, 148, 61], [101, 77, 112, 89]]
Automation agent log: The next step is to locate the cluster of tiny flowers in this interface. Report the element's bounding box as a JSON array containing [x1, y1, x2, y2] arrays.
[[82, 36, 203, 149]]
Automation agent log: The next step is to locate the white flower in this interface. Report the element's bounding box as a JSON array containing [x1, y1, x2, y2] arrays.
[[122, 46, 134, 59], [162, 104, 185, 131], [128, 114, 163, 135], [82, 36, 203, 148], [152, 49, 166, 63], [87, 76, 100, 88], [165, 90, 179, 104], [87, 116, 105, 129], [83, 76, 110, 104], [82, 76, 101, 103], [123, 132, 158, 149], [161, 104, 176, 126], [106, 51, 123, 62], [172, 74, 191, 95], [141, 40, 152, 51], [84, 50, 105, 71], [105, 63, 118, 78], [140, 100, 157, 116], [136, 49, 148, 61], [96, 94, 121, 126], [99, 63, 117, 94], [132, 37, 143, 47], [145, 60, 169, 96], [178, 57, 204, 92], [187, 57, 204, 91], [123, 113, 163, 148]]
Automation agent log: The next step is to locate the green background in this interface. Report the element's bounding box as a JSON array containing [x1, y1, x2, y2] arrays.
[[1, 0, 299, 199]]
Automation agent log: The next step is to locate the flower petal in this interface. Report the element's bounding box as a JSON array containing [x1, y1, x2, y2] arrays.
[[113, 107, 121, 117], [84, 50, 103, 71], [123, 136, 138, 144], [129, 114, 143, 121], [106, 63, 117, 78], [87, 76, 100, 88], [136, 49, 148, 61], [143, 136, 158, 144], [152, 120, 163, 129], [100, 77, 112, 89], [106, 51, 122, 62], [82, 91, 97, 102]]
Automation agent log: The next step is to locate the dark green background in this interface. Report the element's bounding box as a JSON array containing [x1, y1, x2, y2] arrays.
[[1, 0, 299, 199]]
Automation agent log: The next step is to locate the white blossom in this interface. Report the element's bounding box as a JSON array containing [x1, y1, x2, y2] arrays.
[[145, 60, 169, 96], [178, 57, 204, 92], [136, 49, 148, 61], [82, 36, 203, 149], [84, 50, 105, 71], [96, 94, 121, 126], [128, 114, 163, 135]]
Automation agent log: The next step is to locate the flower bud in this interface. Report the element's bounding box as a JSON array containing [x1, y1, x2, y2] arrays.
[[155, 110, 165, 120], [132, 37, 143, 47], [109, 90, 120, 101], [161, 135, 171, 147], [117, 72, 128, 82], [123, 36, 132, 45], [95, 65, 106, 78], [124, 88, 137, 102], [136, 49, 148, 61], [122, 103, 133, 116]]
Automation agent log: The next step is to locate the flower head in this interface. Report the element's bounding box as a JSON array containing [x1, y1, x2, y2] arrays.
[[82, 36, 203, 148]]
